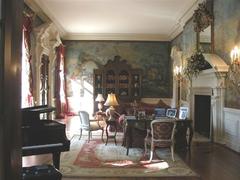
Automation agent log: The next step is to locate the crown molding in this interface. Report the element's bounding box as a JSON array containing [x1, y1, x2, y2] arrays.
[[62, 33, 170, 41], [168, 0, 205, 40], [25, 0, 66, 37], [25, 0, 50, 22]]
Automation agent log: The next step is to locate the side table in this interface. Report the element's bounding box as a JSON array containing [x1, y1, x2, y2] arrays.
[[105, 120, 117, 145]]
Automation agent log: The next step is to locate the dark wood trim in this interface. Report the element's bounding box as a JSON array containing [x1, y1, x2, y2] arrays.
[[0, 0, 23, 180]]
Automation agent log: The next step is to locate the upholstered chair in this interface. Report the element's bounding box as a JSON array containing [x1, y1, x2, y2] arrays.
[[78, 111, 105, 142], [144, 119, 176, 162]]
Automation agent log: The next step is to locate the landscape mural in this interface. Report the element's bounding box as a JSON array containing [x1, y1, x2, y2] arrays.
[[214, 0, 240, 109], [64, 41, 172, 98]]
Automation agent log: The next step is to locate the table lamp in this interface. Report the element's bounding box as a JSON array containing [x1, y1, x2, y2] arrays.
[[104, 93, 119, 121], [95, 93, 105, 112]]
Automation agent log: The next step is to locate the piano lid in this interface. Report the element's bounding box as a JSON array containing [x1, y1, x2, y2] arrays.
[[22, 105, 56, 126]]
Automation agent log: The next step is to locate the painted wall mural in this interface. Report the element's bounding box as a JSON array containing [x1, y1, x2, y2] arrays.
[[64, 41, 172, 98], [171, 18, 196, 102], [214, 0, 240, 109]]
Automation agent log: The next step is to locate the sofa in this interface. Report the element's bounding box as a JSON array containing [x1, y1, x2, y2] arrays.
[[116, 99, 170, 115], [114, 99, 171, 132]]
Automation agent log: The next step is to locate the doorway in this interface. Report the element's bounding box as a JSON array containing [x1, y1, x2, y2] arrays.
[[194, 95, 211, 138]]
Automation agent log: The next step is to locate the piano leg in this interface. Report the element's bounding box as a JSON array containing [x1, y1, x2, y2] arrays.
[[52, 152, 61, 170]]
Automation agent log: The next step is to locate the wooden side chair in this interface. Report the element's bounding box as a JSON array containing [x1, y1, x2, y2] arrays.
[[144, 119, 176, 162], [78, 111, 105, 142]]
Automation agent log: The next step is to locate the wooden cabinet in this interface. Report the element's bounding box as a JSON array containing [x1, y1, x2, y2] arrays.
[[94, 69, 103, 95], [93, 56, 142, 110]]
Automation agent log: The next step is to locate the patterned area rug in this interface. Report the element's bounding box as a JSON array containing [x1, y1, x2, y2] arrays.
[[60, 135, 199, 178]]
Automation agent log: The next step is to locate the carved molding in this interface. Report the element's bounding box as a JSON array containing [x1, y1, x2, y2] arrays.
[[35, 23, 62, 56], [63, 33, 169, 41], [34, 23, 62, 105], [193, 1, 213, 32]]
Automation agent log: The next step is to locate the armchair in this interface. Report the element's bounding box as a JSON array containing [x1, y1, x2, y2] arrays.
[[78, 111, 105, 142], [144, 119, 176, 162]]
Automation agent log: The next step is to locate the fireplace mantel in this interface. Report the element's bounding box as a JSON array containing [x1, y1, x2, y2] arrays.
[[203, 53, 229, 72]]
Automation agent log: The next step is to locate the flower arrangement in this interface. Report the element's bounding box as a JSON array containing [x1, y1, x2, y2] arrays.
[[184, 51, 211, 81]]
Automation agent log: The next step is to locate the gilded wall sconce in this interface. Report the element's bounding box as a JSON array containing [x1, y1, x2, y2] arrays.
[[228, 46, 240, 93]]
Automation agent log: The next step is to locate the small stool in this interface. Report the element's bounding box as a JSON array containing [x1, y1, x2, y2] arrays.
[[22, 164, 62, 180]]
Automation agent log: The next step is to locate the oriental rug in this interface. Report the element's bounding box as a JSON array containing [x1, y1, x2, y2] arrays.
[[60, 135, 200, 178]]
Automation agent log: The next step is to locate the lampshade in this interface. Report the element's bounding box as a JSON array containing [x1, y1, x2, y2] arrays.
[[95, 93, 105, 102], [104, 93, 119, 107]]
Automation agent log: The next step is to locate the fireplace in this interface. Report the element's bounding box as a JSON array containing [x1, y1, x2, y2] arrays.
[[190, 53, 229, 143], [194, 95, 211, 138]]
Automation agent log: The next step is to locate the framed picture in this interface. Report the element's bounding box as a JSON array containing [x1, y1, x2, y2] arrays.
[[166, 108, 177, 118], [138, 111, 146, 117], [179, 107, 188, 120], [154, 108, 166, 118]]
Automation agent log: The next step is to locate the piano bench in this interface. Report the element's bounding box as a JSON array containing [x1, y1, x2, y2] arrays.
[[22, 164, 62, 180]]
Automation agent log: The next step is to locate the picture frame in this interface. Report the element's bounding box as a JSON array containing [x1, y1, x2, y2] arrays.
[[166, 108, 177, 118], [138, 111, 146, 117], [179, 107, 188, 120], [154, 108, 166, 118]]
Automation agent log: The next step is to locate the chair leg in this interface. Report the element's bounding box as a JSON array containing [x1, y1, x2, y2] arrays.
[[149, 144, 154, 162], [144, 140, 147, 157], [79, 129, 82, 140], [88, 131, 91, 142], [101, 129, 104, 142], [171, 145, 175, 161], [114, 137, 117, 145], [105, 137, 108, 145]]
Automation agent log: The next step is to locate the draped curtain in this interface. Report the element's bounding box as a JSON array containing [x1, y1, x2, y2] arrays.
[[55, 44, 69, 118], [21, 15, 33, 107]]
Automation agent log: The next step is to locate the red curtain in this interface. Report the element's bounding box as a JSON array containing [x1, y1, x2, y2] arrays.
[[55, 44, 69, 118], [22, 15, 34, 107]]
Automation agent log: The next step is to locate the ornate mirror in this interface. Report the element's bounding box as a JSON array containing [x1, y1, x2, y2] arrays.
[[193, 0, 213, 53]]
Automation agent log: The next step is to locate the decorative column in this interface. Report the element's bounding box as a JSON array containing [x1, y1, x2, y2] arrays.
[[34, 23, 62, 110], [212, 72, 227, 143]]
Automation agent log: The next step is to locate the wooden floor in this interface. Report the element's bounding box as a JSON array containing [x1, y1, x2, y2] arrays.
[[23, 116, 240, 180]]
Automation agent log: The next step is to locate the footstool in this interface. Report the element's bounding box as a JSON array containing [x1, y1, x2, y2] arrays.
[[22, 164, 62, 180]]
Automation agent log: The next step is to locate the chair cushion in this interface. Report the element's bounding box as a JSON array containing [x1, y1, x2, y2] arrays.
[[152, 122, 174, 139], [145, 136, 172, 147], [90, 121, 102, 131], [118, 114, 125, 125]]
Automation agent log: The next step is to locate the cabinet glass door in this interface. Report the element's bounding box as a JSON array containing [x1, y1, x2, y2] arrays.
[[132, 74, 140, 97], [105, 70, 116, 96], [118, 70, 129, 97]]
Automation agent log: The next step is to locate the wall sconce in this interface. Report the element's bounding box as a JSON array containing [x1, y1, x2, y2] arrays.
[[228, 46, 240, 93], [95, 93, 105, 112], [174, 65, 182, 80], [230, 46, 240, 66], [174, 65, 182, 107]]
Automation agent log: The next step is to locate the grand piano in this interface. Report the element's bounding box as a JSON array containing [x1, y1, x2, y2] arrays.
[[22, 105, 70, 169]]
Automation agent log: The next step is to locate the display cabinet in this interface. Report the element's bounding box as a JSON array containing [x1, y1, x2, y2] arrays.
[[93, 55, 142, 111], [94, 69, 103, 95]]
